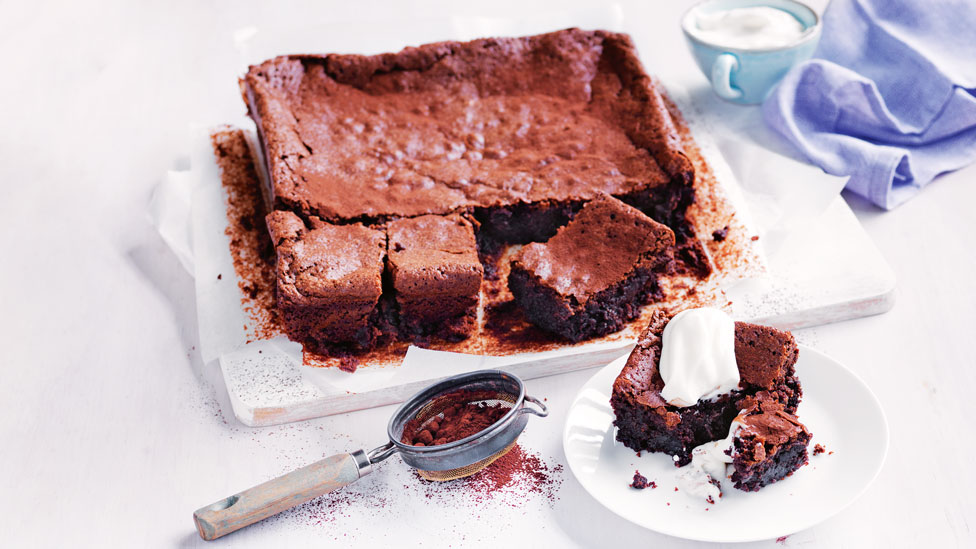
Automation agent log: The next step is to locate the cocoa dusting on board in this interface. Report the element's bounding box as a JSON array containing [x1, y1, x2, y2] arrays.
[[211, 128, 281, 341], [662, 95, 762, 280]]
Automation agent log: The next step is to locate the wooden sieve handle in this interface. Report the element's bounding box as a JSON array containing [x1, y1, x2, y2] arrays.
[[193, 450, 370, 541]]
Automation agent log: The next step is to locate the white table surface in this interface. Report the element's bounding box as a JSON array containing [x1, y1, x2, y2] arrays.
[[2, 1, 974, 547]]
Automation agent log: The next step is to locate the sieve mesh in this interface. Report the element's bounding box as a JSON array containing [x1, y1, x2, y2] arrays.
[[387, 370, 542, 480], [398, 388, 521, 481], [416, 440, 518, 481]]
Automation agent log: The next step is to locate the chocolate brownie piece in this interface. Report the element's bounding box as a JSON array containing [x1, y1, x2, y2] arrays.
[[241, 29, 694, 242], [610, 311, 802, 465], [266, 210, 387, 348], [387, 215, 483, 341], [730, 395, 811, 492], [508, 194, 674, 342]]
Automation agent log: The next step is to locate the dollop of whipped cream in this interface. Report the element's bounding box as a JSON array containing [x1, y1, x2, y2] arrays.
[[659, 308, 740, 407], [690, 6, 806, 50], [677, 416, 746, 503]]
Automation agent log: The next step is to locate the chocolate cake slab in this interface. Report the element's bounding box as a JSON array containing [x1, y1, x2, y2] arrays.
[[266, 210, 388, 349], [241, 28, 694, 241], [610, 311, 802, 465], [508, 194, 674, 342], [730, 395, 811, 492], [387, 214, 483, 341]]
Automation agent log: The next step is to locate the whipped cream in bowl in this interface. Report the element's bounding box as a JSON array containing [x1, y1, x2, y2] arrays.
[[691, 6, 805, 50], [682, 0, 817, 52]]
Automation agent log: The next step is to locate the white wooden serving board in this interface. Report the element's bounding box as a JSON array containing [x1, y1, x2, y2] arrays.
[[168, 73, 895, 427]]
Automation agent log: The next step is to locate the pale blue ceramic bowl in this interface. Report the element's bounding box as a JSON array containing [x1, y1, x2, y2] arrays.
[[682, 0, 821, 104]]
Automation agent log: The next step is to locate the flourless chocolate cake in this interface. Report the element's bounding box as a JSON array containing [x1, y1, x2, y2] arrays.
[[243, 29, 714, 355], [508, 194, 674, 341], [387, 214, 483, 341], [611, 311, 802, 466], [242, 28, 695, 241]]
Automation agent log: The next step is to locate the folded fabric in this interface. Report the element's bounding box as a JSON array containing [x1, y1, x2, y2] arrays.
[[763, 0, 976, 209]]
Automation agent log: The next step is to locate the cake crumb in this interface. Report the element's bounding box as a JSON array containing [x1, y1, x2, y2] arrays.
[[750, 235, 760, 241], [712, 226, 729, 241], [629, 471, 655, 490], [776, 535, 790, 544], [217, 274, 222, 280], [813, 443, 827, 456]]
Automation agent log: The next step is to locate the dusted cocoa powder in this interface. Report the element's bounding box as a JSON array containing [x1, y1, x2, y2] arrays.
[[212, 128, 282, 342], [449, 444, 560, 497]]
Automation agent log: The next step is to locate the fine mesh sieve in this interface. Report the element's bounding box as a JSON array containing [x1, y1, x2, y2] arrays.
[[193, 369, 548, 541]]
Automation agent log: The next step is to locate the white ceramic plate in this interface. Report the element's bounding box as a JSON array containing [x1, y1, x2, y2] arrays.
[[562, 345, 888, 542]]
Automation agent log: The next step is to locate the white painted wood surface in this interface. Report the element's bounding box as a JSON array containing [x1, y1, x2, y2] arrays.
[[1, 1, 973, 548]]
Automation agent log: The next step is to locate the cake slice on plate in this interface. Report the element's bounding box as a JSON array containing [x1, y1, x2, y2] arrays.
[[610, 308, 804, 465], [611, 308, 810, 500]]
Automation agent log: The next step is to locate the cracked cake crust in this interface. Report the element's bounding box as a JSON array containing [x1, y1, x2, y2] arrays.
[[241, 28, 694, 234]]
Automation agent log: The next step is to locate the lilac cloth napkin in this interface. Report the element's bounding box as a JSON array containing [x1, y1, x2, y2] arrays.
[[762, 0, 976, 209]]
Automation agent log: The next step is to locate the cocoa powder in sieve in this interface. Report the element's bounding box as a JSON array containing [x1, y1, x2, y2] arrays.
[[402, 399, 509, 446]]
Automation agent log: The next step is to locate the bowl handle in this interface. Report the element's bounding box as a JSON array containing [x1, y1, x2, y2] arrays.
[[711, 53, 743, 100], [519, 394, 549, 417]]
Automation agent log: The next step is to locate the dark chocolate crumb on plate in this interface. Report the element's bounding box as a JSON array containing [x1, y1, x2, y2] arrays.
[[630, 470, 654, 490], [712, 225, 729, 241]]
